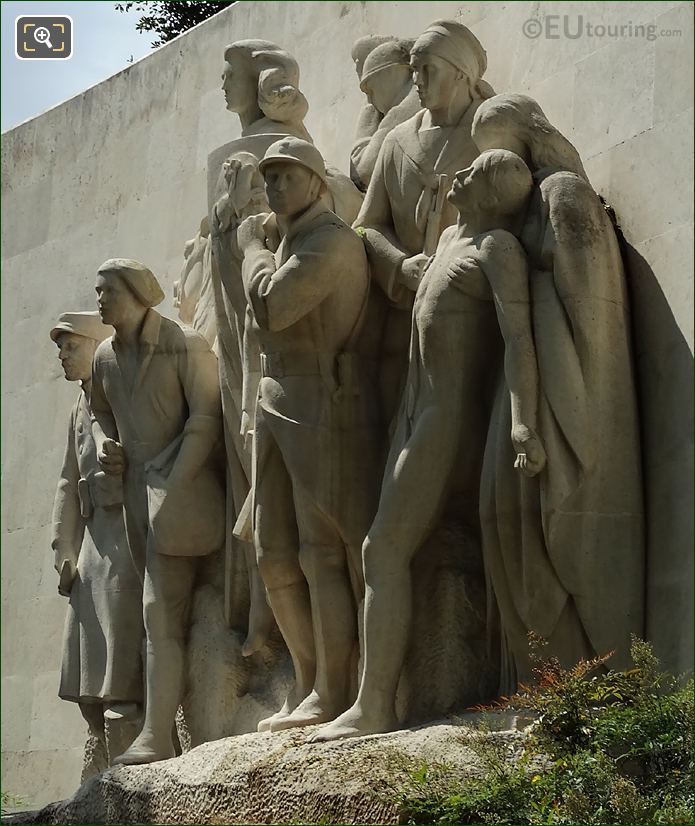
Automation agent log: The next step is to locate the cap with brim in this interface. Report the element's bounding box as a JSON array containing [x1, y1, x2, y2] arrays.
[[359, 39, 414, 92], [97, 258, 165, 308], [258, 137, 327, 185], [50, 311, 113, 343]]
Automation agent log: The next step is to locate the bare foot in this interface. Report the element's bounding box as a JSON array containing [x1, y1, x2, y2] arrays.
[[112, 734, 175, 765], [268, 691, 343, 732], [257, 695, 292, 731], [308, 703, 398, 743], [512, 425, 547, 477], [257, 708, 290, 732]]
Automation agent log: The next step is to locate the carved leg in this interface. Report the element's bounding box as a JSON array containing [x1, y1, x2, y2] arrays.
[[254, 426, 315, 731], [241, 539, 275, 657], [113, 552, 197, 765], [104, 703, 141, 765], [269, 540, 357, 732], [311, 404, 462, 743], [308, 531, 406, 742]]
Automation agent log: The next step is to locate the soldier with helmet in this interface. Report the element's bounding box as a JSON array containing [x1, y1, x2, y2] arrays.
[[237, 137, 381, 733]]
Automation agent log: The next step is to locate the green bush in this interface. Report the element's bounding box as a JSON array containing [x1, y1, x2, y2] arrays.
[[395, 638, 694, 825]]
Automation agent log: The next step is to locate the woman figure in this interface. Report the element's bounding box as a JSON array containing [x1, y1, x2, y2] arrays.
[[355, 18, 494, 426], [221, 40, 312, 141], [472, 94, 645, 689]]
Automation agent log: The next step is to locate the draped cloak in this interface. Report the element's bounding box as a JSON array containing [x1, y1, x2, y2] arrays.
[[480, 168, 645, 690]]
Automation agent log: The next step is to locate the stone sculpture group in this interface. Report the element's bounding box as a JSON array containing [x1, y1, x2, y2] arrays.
[[50, 19, 645, 768]]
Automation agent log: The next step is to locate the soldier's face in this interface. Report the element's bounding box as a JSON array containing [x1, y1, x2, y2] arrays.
[[95, 274, 142, 328], [411, 53, 463, 111], [56, 332, 95, 383], [263, 162, 321, 218]]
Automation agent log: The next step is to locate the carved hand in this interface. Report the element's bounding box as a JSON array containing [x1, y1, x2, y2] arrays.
[[512, 425, 547, 477], [237, 213, 269, 255], [400, 253, 431, 291], [57, 558, 76, 598], [98, 438, 126, 476]]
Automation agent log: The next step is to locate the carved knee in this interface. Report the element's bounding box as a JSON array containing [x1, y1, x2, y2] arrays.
[[362, 533, 404, 586], [298, 542, 344, 587], [143, 596, 186, 642], [256, 543, 303, 591]]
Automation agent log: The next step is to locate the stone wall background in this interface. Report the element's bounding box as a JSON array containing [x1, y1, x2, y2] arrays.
[[2, 0, 692, 808]]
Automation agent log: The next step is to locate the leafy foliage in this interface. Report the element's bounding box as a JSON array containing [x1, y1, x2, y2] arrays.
[[115, 1, 235, 48], [395, 638, 694, 825], [1, 791, 28, 815]]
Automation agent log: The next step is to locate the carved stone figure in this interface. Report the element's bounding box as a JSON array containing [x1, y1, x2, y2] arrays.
[[355, 19, 494, 423], [209, 148, 275, 654], [349, 35, 396, 191], [222, 40, 312, 141], [472, 94, 645, 688], [350, 38, 420, 192], [351, 35, 394, 81], [238, 137, 380, 732], [50, 311, 144, 763], [313, 149, 540, 742], [209, 38, 364, 656], [90, 259, 224, 764], [174, 217, 217, 349]]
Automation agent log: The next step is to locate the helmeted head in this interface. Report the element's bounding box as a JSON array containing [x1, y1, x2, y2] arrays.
[[448, 149, 534, 219], [95, 259, 164, 328], [359, 38, 414, 115], [50, 310, 112, 383], [221, 39, 309, 131], [410, 19, 493, 111], [472, 94, 588, 180], [259, 137, 327, 218]]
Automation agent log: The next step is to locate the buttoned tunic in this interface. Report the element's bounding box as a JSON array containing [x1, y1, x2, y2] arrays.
[[53, 390, 144, 704], [243, 200, 380, 559], [90, 310, 222, 572]]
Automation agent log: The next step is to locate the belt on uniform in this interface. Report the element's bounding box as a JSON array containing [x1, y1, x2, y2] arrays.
[[260, 350, 363, 399], [260, 351, 327, 379]]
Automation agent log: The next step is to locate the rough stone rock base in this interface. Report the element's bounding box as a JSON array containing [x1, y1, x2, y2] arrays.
[[80, 734, 108, 782], [15, 715, 531, 825]]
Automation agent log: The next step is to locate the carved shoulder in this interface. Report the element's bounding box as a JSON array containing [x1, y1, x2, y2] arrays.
[[478, 228, 527, 272]]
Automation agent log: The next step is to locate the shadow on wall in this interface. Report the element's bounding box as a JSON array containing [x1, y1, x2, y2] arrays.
[[621, 238, 694, 677]]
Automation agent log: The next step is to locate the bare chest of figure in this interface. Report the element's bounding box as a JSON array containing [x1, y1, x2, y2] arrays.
[[415, 235, 489, 325]]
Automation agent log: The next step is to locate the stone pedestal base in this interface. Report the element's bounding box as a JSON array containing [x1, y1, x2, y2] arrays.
[[11, 714, 531, 825]]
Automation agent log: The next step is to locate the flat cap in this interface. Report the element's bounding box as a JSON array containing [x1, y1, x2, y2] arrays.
[[259, 137, 327, 185], [97, 258, 165, 308], [50, 310, 113, 343]]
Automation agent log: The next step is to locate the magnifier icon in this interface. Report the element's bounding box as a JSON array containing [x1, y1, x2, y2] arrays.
[[34, 26, 53, 48]]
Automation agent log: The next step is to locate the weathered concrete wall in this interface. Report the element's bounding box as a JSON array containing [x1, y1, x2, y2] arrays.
[[2, 0, 692, 808]]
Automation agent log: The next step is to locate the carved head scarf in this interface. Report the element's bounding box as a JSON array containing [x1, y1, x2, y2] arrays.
[[411, 20, 494, 99]]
